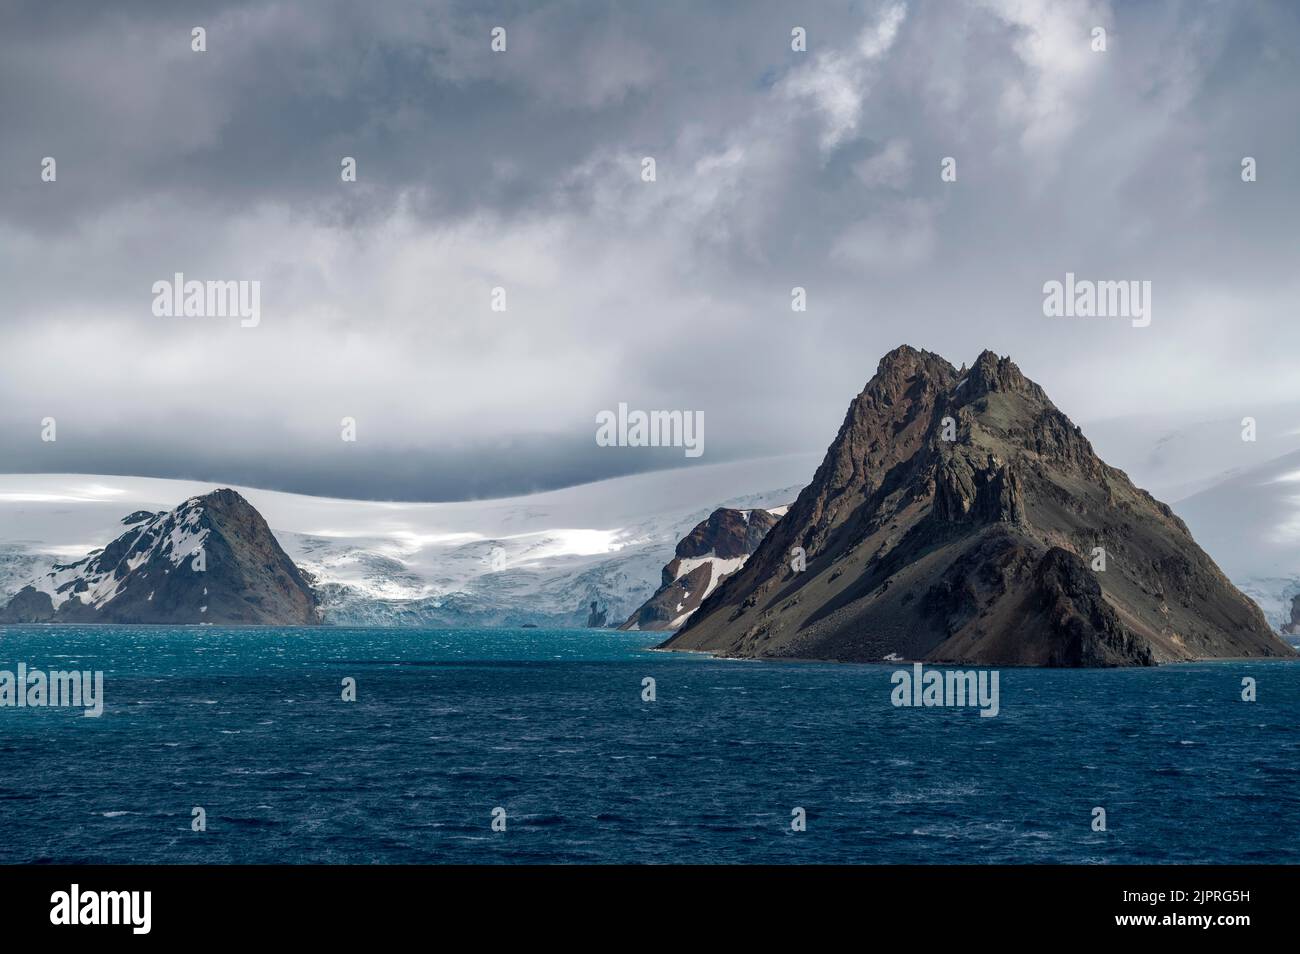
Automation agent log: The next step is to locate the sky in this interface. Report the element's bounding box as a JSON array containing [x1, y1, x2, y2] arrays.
[[1, 0, 1297, 501]]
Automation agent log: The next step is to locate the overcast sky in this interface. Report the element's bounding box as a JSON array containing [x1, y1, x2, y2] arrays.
[[1, 0, 1297, 500]]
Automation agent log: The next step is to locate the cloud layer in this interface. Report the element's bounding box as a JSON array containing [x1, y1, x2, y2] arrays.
[[2, 0, 1297, 499]]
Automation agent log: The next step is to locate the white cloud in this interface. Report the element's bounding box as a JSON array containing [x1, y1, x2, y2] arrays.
[[830, 199, 939, 269], [854, 139, 912, 188], [978, 0, 1110, 151], [780, 2, 908, 151], [0, 0, 1296, 497]]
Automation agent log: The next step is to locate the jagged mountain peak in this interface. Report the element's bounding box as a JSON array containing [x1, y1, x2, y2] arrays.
[[663, 346, 1294, 666], [952, 350, 1050, 412], [121, 509, 162, 526], [874, 343, 954, 376]]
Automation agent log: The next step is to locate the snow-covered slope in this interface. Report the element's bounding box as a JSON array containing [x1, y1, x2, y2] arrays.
[[1, 489, 320, 625], [28, 506, 198, 612], [1174, 448, 1300, 632], [0, 456, 815, 627], [1083, 403, 1300, 503]]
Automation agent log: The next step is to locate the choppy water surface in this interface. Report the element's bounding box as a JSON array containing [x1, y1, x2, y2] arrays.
[[0, 625, 1296, 863]]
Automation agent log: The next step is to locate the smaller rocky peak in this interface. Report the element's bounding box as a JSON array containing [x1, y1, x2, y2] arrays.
[[121, 510, 162, 526], [951, 351, 1051, 412], [192, 487, 255, 516], [676, 507, 778, 561], [966, 350, 1022, 394], [872, 345, 958, 387]]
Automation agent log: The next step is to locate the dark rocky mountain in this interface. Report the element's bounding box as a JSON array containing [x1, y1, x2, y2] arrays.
[[621, 506, 782, 631], [662, 346, 1295, 666], [0, 489, 321, 625]]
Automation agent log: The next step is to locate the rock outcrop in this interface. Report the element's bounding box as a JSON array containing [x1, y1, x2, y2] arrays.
[[585, 600, 608, 628], [661, 346, 1294, 666], [1284, 595, 1300, 636], [621, 506, 782, 631]]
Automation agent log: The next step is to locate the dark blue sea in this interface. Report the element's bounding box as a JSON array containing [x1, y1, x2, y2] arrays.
[[0, 626, 1297, 864]]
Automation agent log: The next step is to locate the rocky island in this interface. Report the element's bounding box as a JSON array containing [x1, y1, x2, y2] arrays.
[[662, 346, 1295, 666]]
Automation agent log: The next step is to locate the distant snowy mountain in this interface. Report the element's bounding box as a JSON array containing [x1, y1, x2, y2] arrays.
[[0, 489, 320, 625], [1083, 402, 1300, 503], [1174, 448, 1300, 633], [0, 457, 815, 627]]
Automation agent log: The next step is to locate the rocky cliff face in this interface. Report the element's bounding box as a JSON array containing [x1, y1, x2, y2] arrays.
[[0, 489, 321, 625], [585, 600, 609, 627], [662, 346, 1294, 666], [1280, 594, 1300, 635], [621, 506, 782, 631]]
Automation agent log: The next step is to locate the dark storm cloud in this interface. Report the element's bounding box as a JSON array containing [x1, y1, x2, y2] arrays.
[[1, 0, 1298, 500], [0, 0, 818, 229]]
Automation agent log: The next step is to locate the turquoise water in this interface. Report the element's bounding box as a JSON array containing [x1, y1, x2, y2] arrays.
[[0, 625, 1297, 863]]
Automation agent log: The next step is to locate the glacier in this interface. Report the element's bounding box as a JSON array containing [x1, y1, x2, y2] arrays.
[[0, 456, 815, 627]]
